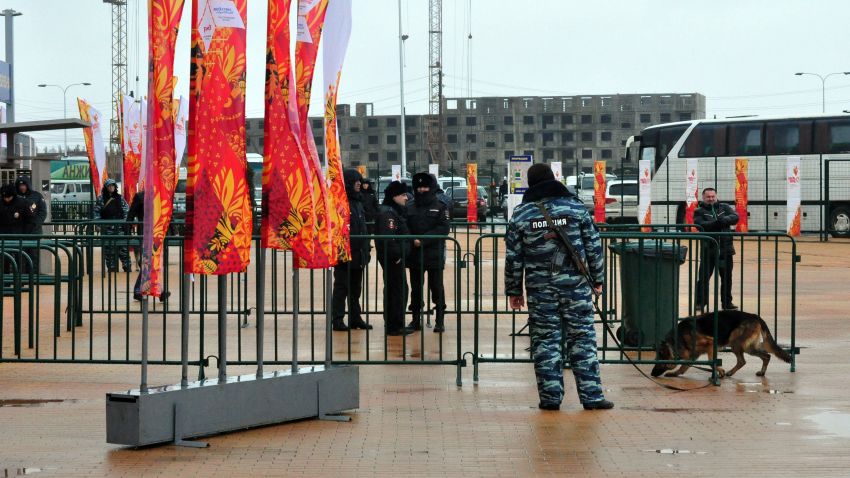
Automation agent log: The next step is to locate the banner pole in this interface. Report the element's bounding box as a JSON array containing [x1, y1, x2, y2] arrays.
[[180, 274, 189, 387], [218, 275, 227, 382], [292, 266, 299, 374], [140, 297, 149, 393], [325, 268, 332, 368], [256, 248, 265, 378]]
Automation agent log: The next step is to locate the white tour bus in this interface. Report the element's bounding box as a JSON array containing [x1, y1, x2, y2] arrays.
[[628, 114, 850, 237]]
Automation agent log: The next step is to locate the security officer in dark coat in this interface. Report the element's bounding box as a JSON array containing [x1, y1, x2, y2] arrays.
[[0, 183, 31, 234], [406, 172, 450, 332], [15, 176, 47, 273], [94, 179, 131, 272], [331, 169, 373, 331], [360, 178, 380, 233], [376, 181, 414, 336], [505, 164, 613, 411], [14, 177, 47, 234], [694, 187, 739, 311]]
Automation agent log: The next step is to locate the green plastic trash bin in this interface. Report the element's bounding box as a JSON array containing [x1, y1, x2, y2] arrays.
[[608, 240, 688, 347]]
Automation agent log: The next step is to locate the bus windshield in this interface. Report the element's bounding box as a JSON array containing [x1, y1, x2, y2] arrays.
[[640, 124, 689, 172]]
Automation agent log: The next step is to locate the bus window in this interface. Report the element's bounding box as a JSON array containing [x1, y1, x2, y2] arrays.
[[766, 120, 812, 155], [81, 184, 92, 193], [728, 123, 764, 156], [679, 123, 726, 157], [176, 179, 187, 194], [815, 118, 850, 154]]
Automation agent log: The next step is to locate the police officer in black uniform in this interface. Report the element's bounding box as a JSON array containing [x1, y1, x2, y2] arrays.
[[0, 183, 30, 234], [406, 172, 450, 332], [331, 169, 373, 331], [15, 177, 47, 273], [376, 181, 414, 336]]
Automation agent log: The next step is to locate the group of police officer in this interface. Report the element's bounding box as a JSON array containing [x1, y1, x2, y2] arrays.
[[331, 170, 451, 337], [0, 177, 47, 273]]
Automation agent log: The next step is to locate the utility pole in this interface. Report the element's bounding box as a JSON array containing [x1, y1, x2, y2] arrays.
[[397, 0, 407, 177], [1, 9, 21, 123]]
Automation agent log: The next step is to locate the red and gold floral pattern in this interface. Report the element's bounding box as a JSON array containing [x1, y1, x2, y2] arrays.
[[260, 0, 315, 261], [293, 0, 332, 269], [184, 0, 252, 275], [139, 0, 183, 297]]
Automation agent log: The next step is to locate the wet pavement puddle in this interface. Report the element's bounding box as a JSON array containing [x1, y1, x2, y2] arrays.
[[806, 411, 850, 439], [0, 399, 78, 407], [643, 449, 708, 455], [2, 468, 45, 477]]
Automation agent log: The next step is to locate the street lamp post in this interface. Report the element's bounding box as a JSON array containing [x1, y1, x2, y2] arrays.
[[794, 71, 850, 113], [37, 82, 91, 155]]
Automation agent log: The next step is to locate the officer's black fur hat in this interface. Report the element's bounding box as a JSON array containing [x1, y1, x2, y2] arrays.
[[1, 183, 14, 198], [412, 172, 436, 190], [384, 180, 408, 199], [527, 163, 555, 187]]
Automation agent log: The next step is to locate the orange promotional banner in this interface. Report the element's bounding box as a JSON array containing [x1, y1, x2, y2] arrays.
[[293, 0, 332, 268], [260, 0, 314, 258], [140, 0, 184, 297], [77, 98, 107, 192], [323, 0, 353, 263], [735, 158, 749, 232], [467, 163, 478, 226], [685, 158, 699, 228], [185, 0, 252, 275], [593, 160, 606, 223]]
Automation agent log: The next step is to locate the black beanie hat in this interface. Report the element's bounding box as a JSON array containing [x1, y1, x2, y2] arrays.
[[384, 181, 408, 199], [527, 163, 555, 187]]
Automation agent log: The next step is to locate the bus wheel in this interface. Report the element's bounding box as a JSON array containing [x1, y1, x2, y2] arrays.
[[830, 205, 850, 238]]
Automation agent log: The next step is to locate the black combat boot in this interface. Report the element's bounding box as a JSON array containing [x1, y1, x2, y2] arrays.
[[583, 399, 614, 410], [332, 319, 349, 331], [407, 315, 422, 331], [433, 316, 445, 333]]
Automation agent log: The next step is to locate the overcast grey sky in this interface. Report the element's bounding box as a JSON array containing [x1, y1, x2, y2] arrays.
[[5, 0, 849, 151]]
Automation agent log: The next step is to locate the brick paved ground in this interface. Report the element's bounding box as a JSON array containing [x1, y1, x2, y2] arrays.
[[1, 237, 849, 477]]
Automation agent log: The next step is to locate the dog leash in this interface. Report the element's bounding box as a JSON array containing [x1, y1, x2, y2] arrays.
[[534, 202, 714, 393]]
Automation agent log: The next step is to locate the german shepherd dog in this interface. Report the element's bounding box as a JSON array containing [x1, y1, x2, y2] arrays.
[[651, 310, 791, 378]]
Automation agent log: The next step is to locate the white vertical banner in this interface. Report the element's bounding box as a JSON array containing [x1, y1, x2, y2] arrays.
[[89, 104, 108, 182], [391, 164, 401, 181], [550, 161, 563, 182], [685, 158, 699, 225], [139, 98, 149, 188], [638, 159, 652, 229], [786, 156, 801, 236], [428, 163, 439, 177], [173, 95, 188, 171]]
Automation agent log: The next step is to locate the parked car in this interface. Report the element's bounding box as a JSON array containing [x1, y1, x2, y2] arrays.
[[577, 172, 617, 208], [445, 186, 488, 221], [436, 176, 466, 191], [603, 179, 638, 223]]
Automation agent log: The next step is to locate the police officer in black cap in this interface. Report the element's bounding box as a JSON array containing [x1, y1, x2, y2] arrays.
[[376, 180, 414, 336], [406, 172, 450, 332], [331, 169, 373, 331], [0, 183, 31, 235]]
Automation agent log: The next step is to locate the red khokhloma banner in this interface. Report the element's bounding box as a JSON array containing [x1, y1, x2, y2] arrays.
[[735, 158, 749, 233], [139, 0, 184, 297], [77, 98, 108, 192], [593, 160, 606, 223], [185, 0, 252, 275]]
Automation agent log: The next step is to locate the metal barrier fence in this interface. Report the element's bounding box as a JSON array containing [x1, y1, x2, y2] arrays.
[[0, 222, 797, 387]]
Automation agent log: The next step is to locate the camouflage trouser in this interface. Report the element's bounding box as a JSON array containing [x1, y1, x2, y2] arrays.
[[102, 225, 130, 271], [528, 284, 604, 406]]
